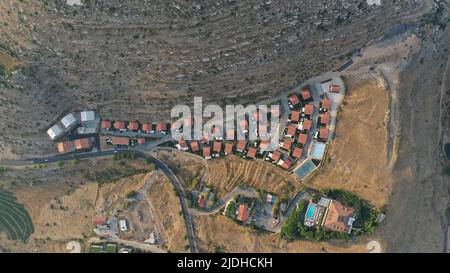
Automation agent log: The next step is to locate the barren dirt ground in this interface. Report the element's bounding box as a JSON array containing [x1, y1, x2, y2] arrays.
[[0, 158, 165, 252], [195, 214, 371, 253], [0, 0, 431, 158], [377, 26, 450, 252], [147, 172, 188, 253], [156, 149, 301, 199], [306, 76, 392, 208]]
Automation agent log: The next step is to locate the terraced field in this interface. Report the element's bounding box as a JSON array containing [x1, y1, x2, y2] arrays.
[[0, 191, 34, 242]]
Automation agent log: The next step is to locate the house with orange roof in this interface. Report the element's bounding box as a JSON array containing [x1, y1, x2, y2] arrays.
[[246, 147, 257, 159], [57, 141, 74, 154], [285, 125, 297, 138], [270, 106, 281, 118], [203, 146, 211, 159], [239, 119, 249, 133], [279, 158, 292, 170], [224, 143, 233, 155], [290, 111, 301, 123], [114, 121, 126, 131], [190, 141, 200, 152], [226, 128, 235, 140], [301, 89, 311, 101], [329, 84, 341, 93], [269, 150, 281, 163], [156, 122, 167, 133], [321, 99, 331, 111], [101, 120, 112, 130], [213, 141, 222, 155], [304, 104, 314, 116], [319, 128, 329, 140], [171, 120, 182, 132], [288, 94, 300, 108], [74, 138, 91, 151], [237, 204, 250, 223], [298, 133, 308, 145], [322, 200, 355, 234], [141, 123, 152, 132], [320, 113, 331, 125], [236, 140, 247, 152], [292, 147, 303, 159], [302, 119, 312, 131], [111, 137, 129, 146], [197, 195, 206, 209], [128, 121, 139, 131], [137, 138, 146, 145], [176, 139, 189, 151], [281, 138, 293, 151]]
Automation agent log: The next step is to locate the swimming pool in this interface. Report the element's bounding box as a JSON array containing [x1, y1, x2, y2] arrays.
[[295, 159, 317, 179], [306, 203, 317, 220]]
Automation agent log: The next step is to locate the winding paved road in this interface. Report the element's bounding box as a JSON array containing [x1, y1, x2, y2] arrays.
[[0, 137, 200, 253]]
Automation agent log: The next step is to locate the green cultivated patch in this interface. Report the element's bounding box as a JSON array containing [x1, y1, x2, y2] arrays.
[[0, 191, 34, 242]]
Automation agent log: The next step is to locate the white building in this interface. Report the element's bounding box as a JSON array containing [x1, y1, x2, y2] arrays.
[[119, 219, 128, 232], [80, 111, 95, 123], [61, 113, 78, 129], [47, 124, 63, 140]]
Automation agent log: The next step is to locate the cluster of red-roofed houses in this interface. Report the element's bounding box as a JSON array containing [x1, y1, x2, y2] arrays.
[[172, 82, 342, 173]]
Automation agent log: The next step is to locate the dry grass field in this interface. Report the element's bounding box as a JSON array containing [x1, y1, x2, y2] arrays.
[[306, 77, 392, 208], [195, 214, 371, 253]]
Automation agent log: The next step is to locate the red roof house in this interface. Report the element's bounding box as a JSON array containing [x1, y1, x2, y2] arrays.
[[289, 94, 300, 106], [292, 147, 303, 158], [323, 200, 355, 234], [213, 141, 222, 153], [298, 133, 308, 144], [190, 141, 200, 152], [237, 204, 250, 222], [320, 128, 329, 139], [280, 158, 292, 170], [203, 147, 211, 159], [304, 104, 314, 116], [74, 138, 91, 150], [303, 119, 312, 131], [286, 125, 297, 137], [321, 99, 331, 110], [236, 140, 247, 152], [301, 89, 311, 100], [281, 138, 293, 151], [329, 84, 341, 93], [137, 138, 146, 144], [321, 113, 331, 124], [93, 216, 107, 226], [246, 147, 257, 159], [101, 120, 112, 129], [142, 123, 152, 132], [112, 137, 129, 145], [156, 123, 167, 132], [271, 150, 281, 162], [290, 111, 300, 123], [114, 121, 125, 130], [57, 141, 73, 154], [224, 143, 233, 154], [128, 121, 139, 131]]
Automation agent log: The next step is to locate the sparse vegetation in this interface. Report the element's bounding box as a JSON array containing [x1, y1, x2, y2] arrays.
[[0, 191, 34, 242]]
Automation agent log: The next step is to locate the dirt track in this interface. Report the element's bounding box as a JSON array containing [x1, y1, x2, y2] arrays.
[[379, 26, 450, 252]]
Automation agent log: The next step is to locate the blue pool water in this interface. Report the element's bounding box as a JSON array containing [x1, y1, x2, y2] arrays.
[[311, 142, 326, 159], [295, 159, 317, 179], [306, 204, 316, 220]]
